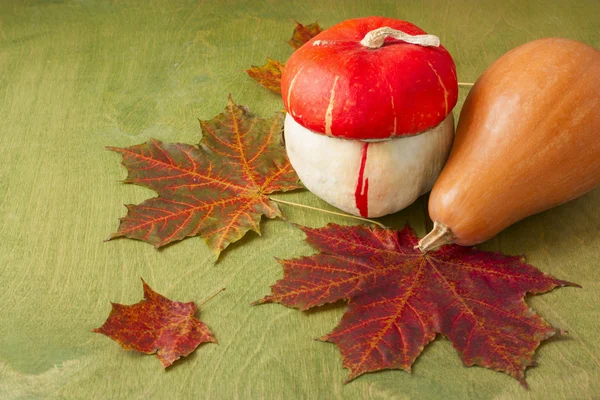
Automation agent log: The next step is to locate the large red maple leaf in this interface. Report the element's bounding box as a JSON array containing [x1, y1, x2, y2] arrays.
[[94, 280, 216, 367], [108, 96, 301, 258], [256, 224, 578, 385]]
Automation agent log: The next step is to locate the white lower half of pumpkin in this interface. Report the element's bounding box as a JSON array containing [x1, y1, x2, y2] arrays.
[[284, 113, 454, 218]]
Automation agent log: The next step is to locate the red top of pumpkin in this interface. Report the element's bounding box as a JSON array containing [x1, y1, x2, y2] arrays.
[[281, 17, 458, 140]]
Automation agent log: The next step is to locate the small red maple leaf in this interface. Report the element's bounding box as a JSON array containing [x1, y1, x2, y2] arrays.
[[94, 280, 216, 367], [107, 96, 301, 258], [246, 58, 284, 94], [287, 21, 324, 50], [246, 21, 322, 92], [256, 224, 579, 385]]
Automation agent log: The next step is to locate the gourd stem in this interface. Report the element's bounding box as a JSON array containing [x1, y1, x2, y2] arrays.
[[269, 196, 387, 229], [416, 221, 455, 253], [360, 26, 440, 49], [458, 82, 474, 87], [198, 287, 226, 308]]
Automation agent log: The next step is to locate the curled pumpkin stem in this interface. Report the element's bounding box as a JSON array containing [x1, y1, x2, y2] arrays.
[[360, 26, 441, 49]]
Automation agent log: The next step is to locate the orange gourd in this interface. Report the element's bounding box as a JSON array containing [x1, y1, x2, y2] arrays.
[[418, 38, 600, 251]]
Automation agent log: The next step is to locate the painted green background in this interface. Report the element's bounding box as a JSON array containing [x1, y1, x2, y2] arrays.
[[0, 0, 598, 398]]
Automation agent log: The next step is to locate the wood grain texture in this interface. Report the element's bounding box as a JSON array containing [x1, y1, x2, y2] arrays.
[[0, 0, 598, 399]]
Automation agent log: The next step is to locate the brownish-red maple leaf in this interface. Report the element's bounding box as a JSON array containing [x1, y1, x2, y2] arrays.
[[108, 96, 301, 258], [256, 224, 578, 385], [94, 280, 216, 367], [246, 58, 284, 94], [287, 21, 323, 49], [246, 21, 322, 92]]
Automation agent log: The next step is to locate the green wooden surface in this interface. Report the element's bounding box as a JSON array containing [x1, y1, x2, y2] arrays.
[[0, 0, 599, 398]]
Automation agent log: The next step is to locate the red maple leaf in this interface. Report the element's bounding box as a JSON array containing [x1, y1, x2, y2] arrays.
[[287, 21, 323, 50], [247, 21, 322, 92], [246, 58, 284, 94], [107, 96, 301, 258], [94, 280, 216, 367], [256, 224, 578, 385]]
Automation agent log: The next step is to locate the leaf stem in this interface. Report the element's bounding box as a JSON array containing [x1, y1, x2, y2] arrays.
[[268, 196, 387, 229], [458, 82, 474, 87], [198, 287, 226, 308]]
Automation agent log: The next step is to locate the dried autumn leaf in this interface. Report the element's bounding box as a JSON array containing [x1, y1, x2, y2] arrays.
[[288, 21, 324, 50], [246, 21, 322, 92], [108, 96, 301, 258], [94, 280, 216, 367], [256, 224, 578, 385], [246, 58, 284, 94]]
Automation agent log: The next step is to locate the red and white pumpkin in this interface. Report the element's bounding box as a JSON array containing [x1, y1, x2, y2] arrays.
[[282, 16, 459, 217]]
